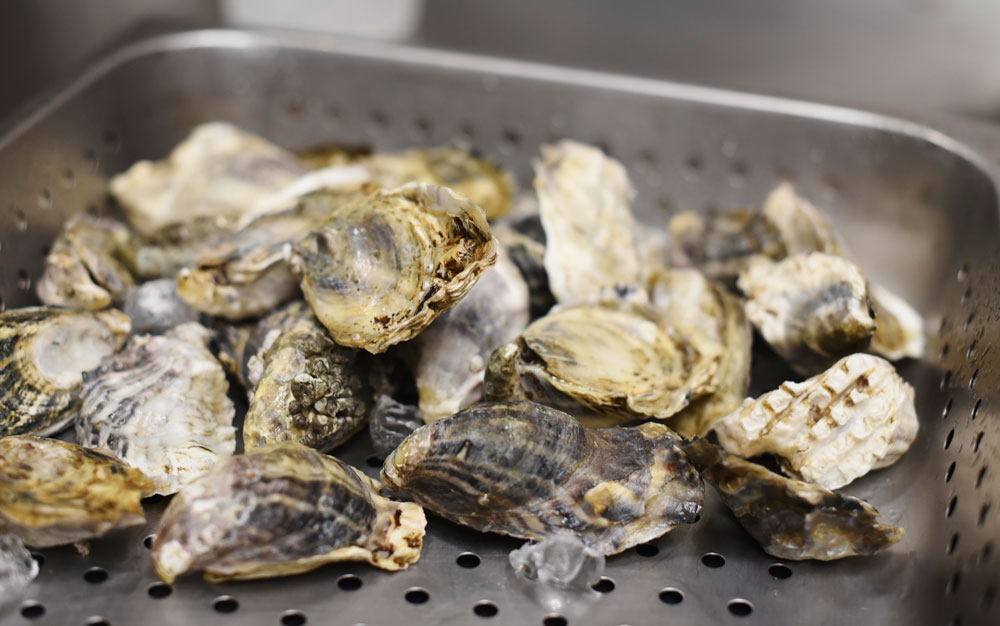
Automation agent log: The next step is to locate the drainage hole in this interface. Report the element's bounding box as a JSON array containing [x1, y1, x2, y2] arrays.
[[281, 610, 307, 626], [727, 599, 753, 617], [946, 462, 956, 483], [456, 552, 481, 568], [337, 574, 362, 591], [20, 602, 45, 619], [85, 618, 110, 626], [364, 455, 382, 468], [473, 601, 498, 618], [635, 543, 659, 557], [701, 552, 726, 568], [143, 534, 155, 549], [592, 577, 615, 593], [148, 583, 172, 599], [658, 588, 683, 605], [84, 567, 108, 584], [768, 563, 792, 579], [947, 495, 958, 517], [213, 596, 239, 613], [543, 616, 567, 626], [405, 588, 429, 604], [947, 533, 960, 555]]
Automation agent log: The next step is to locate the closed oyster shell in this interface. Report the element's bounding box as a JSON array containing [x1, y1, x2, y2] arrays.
[[0, 436, 153, 547], [243, 302, 369, 452], [713, 353, 918, 489], [291, 183, 497, 354], [36, 215, 137, 310], [382, 401, 703, 554], [0, 307, 130, 437], [869, 283, 925, 360], [534, 140, 645, 305], [668, 209, 787, 286], [683, 439, 903, 560], [151, 442, 426, 582], [109, 122, 306, 236], [738, 252, 876, 376], [75, 322, 236, 495], [415, 245, 529, 422]]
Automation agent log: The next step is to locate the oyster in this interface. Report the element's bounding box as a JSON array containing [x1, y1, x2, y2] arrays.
[[76, 323, 236, 495], [869, 283, 925, 360], [122, 278, 198, 335], [761, 182, 840, 255], [0, 436, 152, 547], [131, 217, 234, 279], [493, 225, 556, 320], [534, 140, 645, 305], [683, 439, 903, 560], [291, 183, 497, 353], [369, 394, 423, 458], [382, 400, 703, 554], [415, 246, 530, 422], [242, 302, 369, 452], [713, 353, 918, 489], [151, 442, 426, 582], [485, 301, 715, 426], [738, 252, 876, 375], [109, 122, 306, 236], [668, 209, 787, 285], [36, 215, 137, 310], [0, 307, 130, 437]]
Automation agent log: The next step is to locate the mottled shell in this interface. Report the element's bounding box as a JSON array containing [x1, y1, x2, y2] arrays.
[[122, 278, 198, 335], [869, 283, 925, 361], [290, 183, 498, 354], [534, 140, 645, 305], [383, 401, 703, 554], [739, 253, 876, 375], [493, 225, 556, 320], [75, 323, 235, 495], [36, 215, 137, 310], [243, 302, 369, 452], [684, 439, 903, 560], [668, 209, 787, 285], [0, 307, 130, 437], [713, 353, 918, 489], [109, 122, 306, 236], [131, 217, 235, 280], [761, 183, 841, 256], [151, 442, 425, 582], [415, 246, 530, 422], [0, 436, 153, 548]]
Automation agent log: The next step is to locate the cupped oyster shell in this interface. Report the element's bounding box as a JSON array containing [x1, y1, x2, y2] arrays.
[[869, 283, 925, 361], [713, 353, 918, 489], [382, 400, 703, 554], [0, 307, 130, 437], [668, 209, 787, 286], [0, 436, 153, 547], [291, 183, 497, 354], [683, 439, 903, 560], [151, 442, 426, 582]]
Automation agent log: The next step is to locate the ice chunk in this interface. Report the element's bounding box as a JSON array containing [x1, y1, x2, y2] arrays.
[[509, 534, 605, 611], [0, 535, 38, 609], [123, 278, 198, 335]]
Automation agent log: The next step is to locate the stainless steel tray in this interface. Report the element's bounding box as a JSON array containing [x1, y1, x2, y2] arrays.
[[0, 29, 997, 626]]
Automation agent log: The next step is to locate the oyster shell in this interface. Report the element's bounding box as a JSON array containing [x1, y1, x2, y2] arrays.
[[242, 302, 369, 452], [761, 182, 840, 255], [869, 283, 925, 360], [415, 246, 530, 422], [109, 122, 306, 236], [151, 442, 426, 582], [131, 217, 234, 279], [382, 400, 703, 554], [291, 183, 498, 354], [738, 252, 876, 375], [683, 439, 903, 560], [713, 353, 918, 489], [493, 225, 556, 320], [0, 307, 130, 437], [75, 323, 236, 495], [485, 301, 715, 426], [534, 140, 645, 305], [0, 436, 152, 547], [36, 215, 137, 310], [369, 394, 423, 458], [668, 209, 787, 285], [122, 278, 198, 335]]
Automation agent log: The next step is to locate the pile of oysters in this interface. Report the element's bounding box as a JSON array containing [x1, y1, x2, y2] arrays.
[[1, 123, 923, 586]]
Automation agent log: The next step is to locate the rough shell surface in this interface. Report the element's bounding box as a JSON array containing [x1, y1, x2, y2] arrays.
[[738, 252, 876, 376], [868, 283, 926, 361], [151, 442, 426, 583], [713, 353, 919, 489], [75, 323, 235, 495], [534, 140, 646, 305], [122, 278, 199, 335], [109, 122, 306, 236], [668, 209, 787, 286], [132, 217, 235, 280], [0, 436, 153, 547], [290, 183, 498, 354], [242, 302, 370, 452], [415, 245, 530, 422], [684, 439, 903, 560], [761, 183, 841, 256], [381, 400, 704, 555], [0, 307, 130, 437], [369, 394, 424, 458]]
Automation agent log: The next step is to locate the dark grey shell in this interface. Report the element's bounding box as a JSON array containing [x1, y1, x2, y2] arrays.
[[369, 394, 423, 458]]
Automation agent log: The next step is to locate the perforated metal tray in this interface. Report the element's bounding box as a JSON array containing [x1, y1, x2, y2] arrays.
[[0, 29, 998, 626]]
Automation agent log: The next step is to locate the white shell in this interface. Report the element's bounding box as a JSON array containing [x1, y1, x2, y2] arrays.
[[761, 182, 841, 255], [869, 283, 925, 360], [76, 322, 236, 495], [713, 353, 918, 489]]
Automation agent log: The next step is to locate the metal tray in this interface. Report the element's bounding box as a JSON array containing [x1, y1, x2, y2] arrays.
[[0, 29, 997, 626]]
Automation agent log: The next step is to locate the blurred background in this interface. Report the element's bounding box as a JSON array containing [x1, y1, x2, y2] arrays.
[[2, 0, 999, 124]]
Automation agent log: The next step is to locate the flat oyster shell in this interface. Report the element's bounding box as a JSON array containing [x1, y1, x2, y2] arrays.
[[382, 400, 703, 555], [739, 252, 876, 375], [76, 323, 236, 495], [0, 436, 152, 547], [668, 209, 787, 285], [869, 283, 925, 360], [534, 140, 645, 305], [109, 122, 306, 236], [291, 183, 497, 354], [36, 215, 137, 310], [151, 442, 426, 582], [415, 245, 529, 422], [683, 439, 903, 560], [485, 301, 715, 426], [243, 302, 369, 452], [713, 353, 918, 489], [0, 307, 130, 437]]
